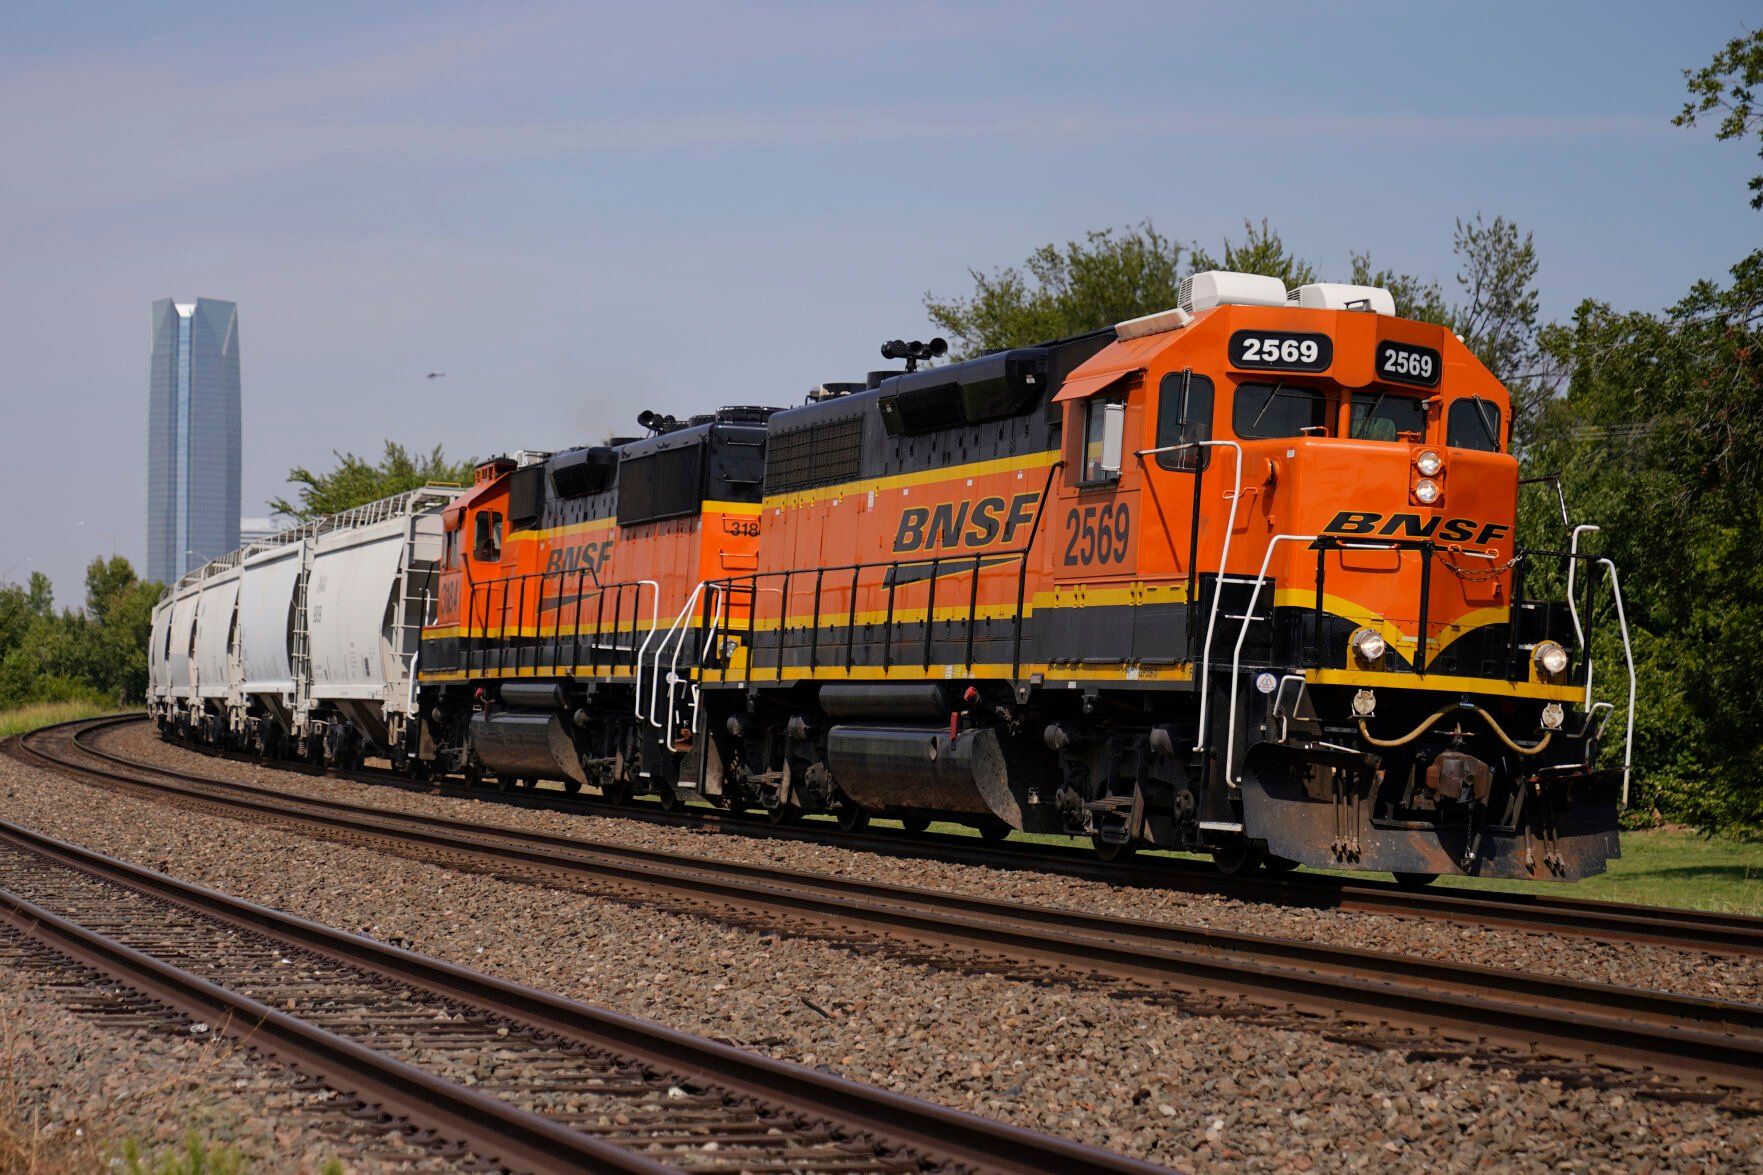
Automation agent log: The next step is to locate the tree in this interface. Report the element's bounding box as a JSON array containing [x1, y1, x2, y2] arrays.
[[1676, 28, 1763, 209], [1189, 218, 1318, 290], [924, 222, 1184, 357], [269, 441, 477, 522], [1528, 254, 1763, 830]]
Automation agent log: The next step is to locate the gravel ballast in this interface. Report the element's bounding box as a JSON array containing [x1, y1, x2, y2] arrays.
[[0, 942, 449, 1171], [0, 725, 1752, 1170], [99, 721, 1763, 1006]]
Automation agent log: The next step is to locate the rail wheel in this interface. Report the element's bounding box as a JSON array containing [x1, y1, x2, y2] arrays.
[[767, 802, 800, 826], [1210, 840, 1265, 877], [1263, 854, 1300, 873], [977, 821, 1011, 843], [899, 816, 930, 835], [836, 805, 869, 834], [1092, 834, 1136, 863], [657, 785, 682, 812], [561, 778, 582, 794], [1393, 871, 1438, 889]]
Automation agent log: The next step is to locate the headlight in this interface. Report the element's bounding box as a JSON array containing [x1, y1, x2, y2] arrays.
[[1415, 449, 1443, 477], [1414, 478, 1441, 504], [1351, 627, 1387, 663], [1533, 640, 1569, 676]]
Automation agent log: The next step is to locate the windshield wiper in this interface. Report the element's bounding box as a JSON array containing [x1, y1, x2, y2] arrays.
[[1470, 392, 1499, 447], [1247, 382, 1285, 435]]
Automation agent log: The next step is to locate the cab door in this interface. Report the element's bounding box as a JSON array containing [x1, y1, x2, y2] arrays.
[[1050, 390, 1140, 665]]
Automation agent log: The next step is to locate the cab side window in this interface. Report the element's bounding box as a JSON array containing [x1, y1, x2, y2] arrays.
[[1155, 372, 1214, 471], [1080, 397, 1125, 484], [1447, 399, 1502, 452], [473, 511, 504, 562]]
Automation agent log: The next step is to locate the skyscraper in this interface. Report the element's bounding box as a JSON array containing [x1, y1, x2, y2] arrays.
[[146, 298, 240, 584]]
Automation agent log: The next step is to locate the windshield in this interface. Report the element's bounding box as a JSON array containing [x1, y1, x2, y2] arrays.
[[1350, 391, 1428, 442], [1232, 382, 1330, 439]]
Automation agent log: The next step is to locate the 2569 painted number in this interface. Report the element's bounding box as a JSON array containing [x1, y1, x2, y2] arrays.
[[1376, 340, 1441, 387], [1063, 502, 1130, 566], [1229, 330, 1332, 372]]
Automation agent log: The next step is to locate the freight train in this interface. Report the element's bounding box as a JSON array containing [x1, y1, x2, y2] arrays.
[[148, 271, 1635, 882]]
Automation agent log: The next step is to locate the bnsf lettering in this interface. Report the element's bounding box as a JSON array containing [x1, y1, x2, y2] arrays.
[[1323, 510, 1510, 545], [543, 540, 615, 574], [893, 492, 1039, 553]]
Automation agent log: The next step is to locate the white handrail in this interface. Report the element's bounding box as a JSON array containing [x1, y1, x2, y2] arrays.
[[1133, 439, 1244, 751], [625, 579, 662, 721], [1596, 558, 1637, 808], [647, 583, 709, 729], [1224, 534, 1319, 786], [666, 584, 726, 751], [1565, 524, 1600, 706]]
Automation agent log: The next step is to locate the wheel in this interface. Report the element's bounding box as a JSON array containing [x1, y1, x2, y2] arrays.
[[1393, 871, 1438, 889], [1263, 854, 1300, 874], [977, 821, 1011, 843], [600, 778, 629, 806], [836, 805, 870, 833], [562, 777, 582, 794], [1092, 834, 1137, 863], [767, 802, 800, 826], [657, 785, 682, 812], [1210, 840, 1265, 877], [899, 816, 931, 835]]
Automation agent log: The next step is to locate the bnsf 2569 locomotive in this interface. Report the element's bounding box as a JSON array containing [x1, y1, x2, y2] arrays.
[[149, 271, 1634, 882]]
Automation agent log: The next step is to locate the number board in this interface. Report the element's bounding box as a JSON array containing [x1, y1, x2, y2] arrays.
[[1375, 340, 1441, 388], [1229, 330, 1332, 373]]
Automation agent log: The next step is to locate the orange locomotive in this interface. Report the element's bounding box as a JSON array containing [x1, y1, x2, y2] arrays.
[[415, 407, 774, 802], [689, 273, 1632, 881]]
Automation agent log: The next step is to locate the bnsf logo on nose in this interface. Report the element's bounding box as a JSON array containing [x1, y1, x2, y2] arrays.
[[1325, 511, 1510, 544], [894, 492, 1040, 553]]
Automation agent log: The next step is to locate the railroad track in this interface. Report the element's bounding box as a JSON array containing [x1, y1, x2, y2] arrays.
[[0, 815, 1163, 1175], [124, 715, 1763, 958], [14, 718, 1763, 1104]]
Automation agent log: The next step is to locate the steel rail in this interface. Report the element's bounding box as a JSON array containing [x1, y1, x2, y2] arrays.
[[18, 721, 1763, 1095], [0, 815, 1166, 1175], [96, 715, 1763, 957]]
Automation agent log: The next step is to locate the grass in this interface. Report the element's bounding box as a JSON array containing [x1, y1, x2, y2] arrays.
[[0, 699, 125, 740], [783, 812, 1763, 916], [1428, 827, 1763, 915]]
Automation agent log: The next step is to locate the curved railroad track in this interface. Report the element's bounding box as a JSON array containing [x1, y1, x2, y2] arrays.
[[0, 814, 1163, 1174], [126, 715, 1763, 957], [12, 717, 1763, 1106]]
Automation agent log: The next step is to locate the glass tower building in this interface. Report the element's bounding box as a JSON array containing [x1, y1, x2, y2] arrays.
[[147, 298, 240, 584]]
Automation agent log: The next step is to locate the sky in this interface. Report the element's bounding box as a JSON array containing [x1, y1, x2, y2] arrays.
[[1, 1, 1757, 603]]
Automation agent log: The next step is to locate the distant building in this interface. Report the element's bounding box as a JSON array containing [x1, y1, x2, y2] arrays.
[[239, 516, 279, 545], [146, 298, 240, 583]]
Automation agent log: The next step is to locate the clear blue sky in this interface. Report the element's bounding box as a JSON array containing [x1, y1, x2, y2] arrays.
[[2, 1, 1757, 602]]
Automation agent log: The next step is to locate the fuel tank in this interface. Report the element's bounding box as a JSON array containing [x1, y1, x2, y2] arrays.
[[468, 709, 587, 786], [825, 724, 1022, 824]]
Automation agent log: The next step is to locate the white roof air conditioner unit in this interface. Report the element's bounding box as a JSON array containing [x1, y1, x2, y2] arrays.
[[1178, 271, 1288, 312], [1288, 283, 1397, 316]]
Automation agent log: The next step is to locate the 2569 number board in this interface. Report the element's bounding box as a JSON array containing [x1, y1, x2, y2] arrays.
[[1374, 340, 1441, 387], [1229, 330, 1332, 373]]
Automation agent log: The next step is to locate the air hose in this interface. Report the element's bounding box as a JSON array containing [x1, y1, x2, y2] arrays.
[[1355, 704, 1552, 755]]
